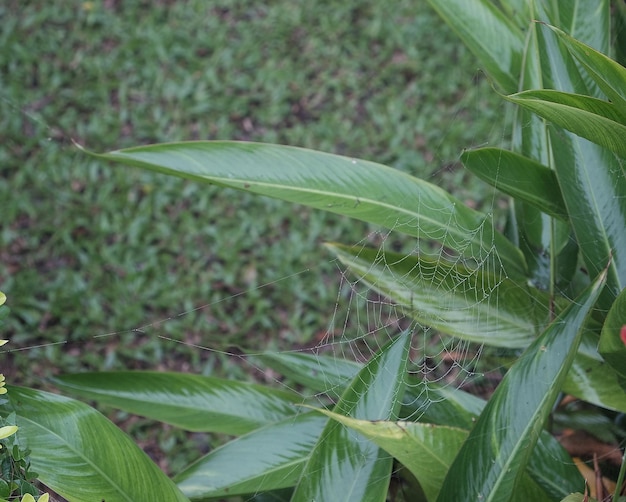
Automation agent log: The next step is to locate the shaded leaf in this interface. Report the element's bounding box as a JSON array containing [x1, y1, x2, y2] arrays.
[[53, 371, 299, 435], [401, 378, 483, 430], [1, 386, 189, 502], [564, 331, 626, 412]]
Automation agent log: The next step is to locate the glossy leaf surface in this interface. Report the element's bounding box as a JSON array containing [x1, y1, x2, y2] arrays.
[[316, 411, 466, 501], [318, 410, 579, 501], [2, 386, 189, 502], [91, 142, 526, 279], [545, 24, 626, 111], [527, 19, 626, 309], [506, 90, 626, 158], [53, 371, 299, 434], [175, 412, 327, 499], [291, 331, 411, 502], [462, 147, 568, 220], [404, 380, 584, 499], [327, 243, 549, 348], [436, 269, 606, 501]]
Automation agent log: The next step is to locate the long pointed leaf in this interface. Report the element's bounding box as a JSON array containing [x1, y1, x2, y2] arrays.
[[89, 142, 527, 279], [2, 386, 189, 502], [174, 412, 327, 500], [436, 267, 606, 502], [327, 243, 549, 348], [527, 15, 626, 309], [461, 147, 568, 220], [548, 131, 626, 308], [506, 90, 626, 158], [53, 371, 299, 434], [254, 352, 361, 400], [291, 331, 411, 502], [544, 23, 626, 112]]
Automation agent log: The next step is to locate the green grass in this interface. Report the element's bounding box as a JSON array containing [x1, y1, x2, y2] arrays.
[[0, 0, 509, 371], [1, 0, 509, 477]]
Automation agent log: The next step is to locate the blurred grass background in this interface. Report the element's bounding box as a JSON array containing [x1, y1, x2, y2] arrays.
[[1, 0, 508, 475]]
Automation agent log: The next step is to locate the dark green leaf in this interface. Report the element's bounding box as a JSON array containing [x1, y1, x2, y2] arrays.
[[565, 331, 626, 412], [401, 378, 483, 430], [53, 371, 299, 434], [254, 352, 361, 399]]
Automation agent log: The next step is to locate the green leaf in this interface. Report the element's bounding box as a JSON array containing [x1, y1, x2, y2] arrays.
[[548, 129, 626, 309], [1, 386, 189, 502], [436, 267, 606, 502], [506, 89, 626, 158], [254, 352, 361, 400], [174, 412, 327, 499], [317, 411, 580, 501], [564, 331, 626, 412], [461, 147, 568, 220], [291, 331, 412, 502], [424, 0, 524, 93], [89, 142, 527, 279], [401, 379, 484, 430], [314, 412, 466, 501], [256, 353, 485, 429], [526, 430, 586, 500], [544, 23, 626, 112], [524, 17, 626, 310], [599, 287, 626, 380], [53, 371, 299, 435], [326, 243, 549, 348]]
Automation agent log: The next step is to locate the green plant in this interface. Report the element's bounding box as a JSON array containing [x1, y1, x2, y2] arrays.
[[2, 1, 626, 501], [0, 293, 45, 501]]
